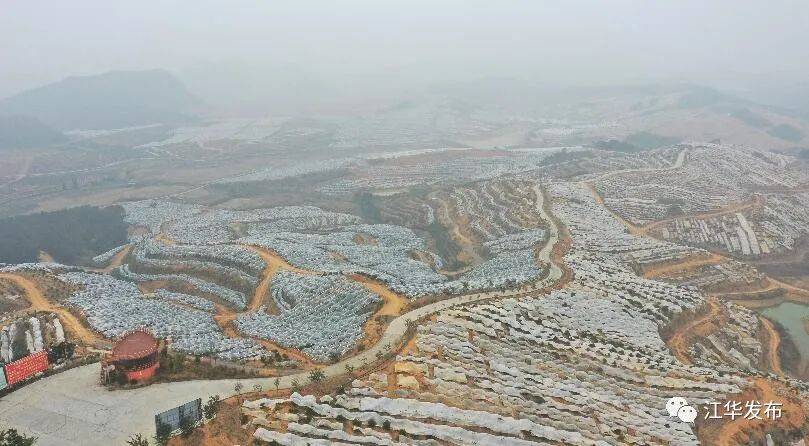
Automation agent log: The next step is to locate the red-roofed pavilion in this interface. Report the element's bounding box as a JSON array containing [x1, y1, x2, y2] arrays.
[[102, 329, 160, 383]]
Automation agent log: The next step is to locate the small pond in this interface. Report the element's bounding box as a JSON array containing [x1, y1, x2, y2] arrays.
[[760, 301, 809, 374]]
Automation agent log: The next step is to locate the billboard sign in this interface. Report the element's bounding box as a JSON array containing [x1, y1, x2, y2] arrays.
[[4, 351, 49, 386], [155, 398, 202, 433]]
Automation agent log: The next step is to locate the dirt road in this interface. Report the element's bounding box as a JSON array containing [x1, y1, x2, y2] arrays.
[[584, 182, 644, 235], [641, 195, 764, 236], [643, 253, 725, 279], [759, 317, 784, 377], [87, 245, 132, 274], [666, 298, 723, 364]]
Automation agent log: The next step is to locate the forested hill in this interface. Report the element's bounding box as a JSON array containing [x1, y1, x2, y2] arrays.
[[0, 206, 128, 264], [0, 115, 66, 150], [0, 69, 200, 130]]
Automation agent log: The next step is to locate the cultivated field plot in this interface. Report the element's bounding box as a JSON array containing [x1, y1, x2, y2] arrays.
[[1, 312, 64, 363], [530, 145, 682, 181], [550, 182, 701, 268], [657, 192, 809, 258], [658, 212, 770, 256], [236, 271, 381, 361], [595, 144, 809, 226], [360, 190, 437, 229], [234, 205, 548, 297], [647, 257, 765, 291], [317, 150, 556, 196], [435, 179, 545, 243]]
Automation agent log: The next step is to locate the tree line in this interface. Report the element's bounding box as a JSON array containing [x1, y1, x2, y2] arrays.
[[0, 205, 128, 264]]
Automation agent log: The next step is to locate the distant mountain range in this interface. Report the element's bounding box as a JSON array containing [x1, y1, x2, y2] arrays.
[[0, 69, 200, 131]]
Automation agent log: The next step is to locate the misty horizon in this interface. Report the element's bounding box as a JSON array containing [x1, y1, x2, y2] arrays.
[[3, 1, 809, 114]]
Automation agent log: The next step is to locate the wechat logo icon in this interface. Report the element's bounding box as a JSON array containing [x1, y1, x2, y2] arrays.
[[666, 397, 698, 423]]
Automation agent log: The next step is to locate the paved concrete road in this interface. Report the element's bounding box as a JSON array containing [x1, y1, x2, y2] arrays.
[[0, 364, 249, 445], [0, 182, 563, 445]]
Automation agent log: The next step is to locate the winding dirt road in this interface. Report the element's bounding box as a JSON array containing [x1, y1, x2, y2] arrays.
[[582, 147, 691, 236], [666, 298, 724, 364], [759, 317, 785, 377]]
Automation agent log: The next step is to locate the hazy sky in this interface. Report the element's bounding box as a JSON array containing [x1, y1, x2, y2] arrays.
[[3, 1, 809, 106]]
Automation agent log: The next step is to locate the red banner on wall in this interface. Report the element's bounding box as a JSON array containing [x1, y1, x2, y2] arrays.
[[4, 351, 49, 386]]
